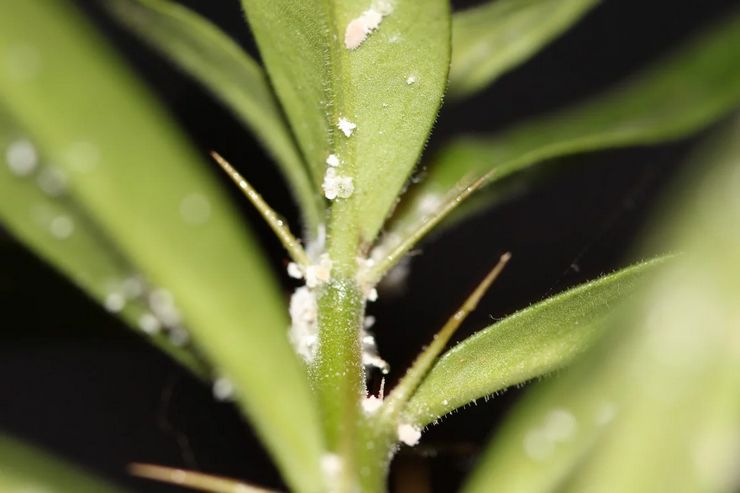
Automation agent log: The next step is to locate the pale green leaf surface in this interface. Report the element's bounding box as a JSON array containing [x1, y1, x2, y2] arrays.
[[462, 118, 740, 493], [104, 0, 322, 234], [450, 0, 598, 98], [0, 112, 207, 377], [0, 433, 128, 493], [387, 13, 740, 247], [0, 2, 324, 491], [404, 257, 664, 428], [241, 0, 450, 244]]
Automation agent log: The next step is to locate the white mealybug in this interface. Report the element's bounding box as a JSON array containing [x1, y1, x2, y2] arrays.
[[322, 167, 354, 200], [397, 423, 422, 446], [406, 75, 417, 85], [325, 153, 341, 167], [345, 1, 395, 50], [362, 395, 383, 414], [305, 254, 333, 288], [337, 117, 357, 137], [287, 262, 304, 280]]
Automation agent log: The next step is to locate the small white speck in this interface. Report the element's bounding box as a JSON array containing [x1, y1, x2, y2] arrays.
[[6, 139, 38, 176], [366, 288, 378, 302], [397, 423, 422, 446], [49, 215, 74, 239], [138, 313, 161, 334], [442, 399, 449, 406], [149, 288, 181, 326], [326, 154, 341, 167], [287, 262, 304, 279], [179, 193, 211, 225], [337, 117, 357, 137], [406, 75, 417, 85], [321, 454, 343, 481], [168, 327, 190, 346], [322, 168, 354, 200], [105, 292, 126, 313], [213, 377, 235, 401], [542, 408, 577, 442], [362, 395, 383, 414], [36, 166, 67, 196], [364, 315, 376, 329]]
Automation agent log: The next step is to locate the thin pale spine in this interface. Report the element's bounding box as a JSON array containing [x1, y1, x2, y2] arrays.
[[380, 252, 511, 422], [363, 171, 496, 287], [129, 463, 277, 493], [210, 151, 311, 267]]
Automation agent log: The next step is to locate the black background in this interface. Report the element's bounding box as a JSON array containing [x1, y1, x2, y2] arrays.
[[1, 0, 738, 491]]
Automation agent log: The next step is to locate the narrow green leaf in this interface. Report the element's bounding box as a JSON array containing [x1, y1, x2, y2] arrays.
[[462, 118, 740, 493], [404, 257, 665, 428], [386, 12, 740, 250], [0, 112, 208, 377], [0, 2, 324, 491], [240, 0, 451, 244], [104, 0, 323, 234], [0, 433, 128, 493], [450, 0, 598, 98]]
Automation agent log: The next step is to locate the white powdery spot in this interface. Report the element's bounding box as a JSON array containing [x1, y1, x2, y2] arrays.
[[542, 408, 577, 443], [138, 313, 161, 335], [361, 330, 389, 374], [326, 153, 341, 167], [149, 288, 182, 327], [336, 117, 357, 137], [179, 193, 211, 225], [5, 138, 38, 176], [49, 215, 74, 239], [321, 454, 343, 483], [345, 1, 395, 49], [406, 75, 417, 85], [362, 395, 383, 414], [287, 262, 304, 280], [289, 286, 319, 362], [213, 377, 235, 401], [366, 288, 378, 302], [397, 423, 422, 446], [105, 292, 126, 313], [323, 168, 354, 200], [305, 253, 333, 288]]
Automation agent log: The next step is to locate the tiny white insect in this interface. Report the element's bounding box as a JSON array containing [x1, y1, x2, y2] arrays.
[[322, 168, 354, 200], [305, 254, 333, 288], [406, 75, 417, 85], [362, 395, 383, 414], [397, 423, 422, 446], [138, 313, 161, 335], [337, 117, 357, 137], [325, 154, 341, 167], [213, 377, 235, 401], [367, 288, 378, 302], [287, 262, 304, 279]]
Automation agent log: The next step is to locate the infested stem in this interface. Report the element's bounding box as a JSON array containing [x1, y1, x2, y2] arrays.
[[210, 151, 311, 267]]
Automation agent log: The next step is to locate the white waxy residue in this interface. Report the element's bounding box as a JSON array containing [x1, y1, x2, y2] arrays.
[[326, 154, 341, 167], [361, 330, 389, 374], [406, 75, 417, 85], [179, 193, 211, 225], [49, 215, 74, 239], [337, 117, 357, 137], [289, 286, 319, 362], [138, 313, 161, 335], [542, 408, 577, 442], [366, 288, 378, 302], [321, 454, 343, 483], [6, 139, 38, 176], [287, 262, 304, 280], [323, 168, 354, 200], [344, 1, 394, 50], [305, 254, 333, 288], [362, 395, 383, 414], [105, 292, 126, 313], [149, 288, 181, 326], [213, 377, 235, 401], [397, 423, 422, 446]]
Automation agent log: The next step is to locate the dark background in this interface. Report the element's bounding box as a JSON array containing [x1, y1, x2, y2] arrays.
[[1, 0, 738, 491]]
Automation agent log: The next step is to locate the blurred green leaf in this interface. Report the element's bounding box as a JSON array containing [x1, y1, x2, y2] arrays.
[[0, 111, 208, 376], [387, 12, 740, 247], [0, 2, 324, 491], [0, 433, 128, 493], [240, 0, 450, 243], [450, 0, 597, 98], [462, 118, 740, 493], [404, 257, 664, 428], [104, 0, 323, 234]]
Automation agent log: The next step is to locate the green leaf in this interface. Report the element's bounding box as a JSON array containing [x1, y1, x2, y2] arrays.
[[462, 117, 740, 493], [0, 433, 128, 492], [403, 257, 665, 428], [104, 0, 323, 234], [0, 111, 208, 377], [240, 0, 451, 245], [449, 0, 597, 98], [386, 12, 740, 248], [0, 2, 324, 491]]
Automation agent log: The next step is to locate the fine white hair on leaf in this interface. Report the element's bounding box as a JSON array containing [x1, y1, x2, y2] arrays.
[[337, 117, 357, 137], [323, 167, 354, 200], [397, 423, 422, 446]]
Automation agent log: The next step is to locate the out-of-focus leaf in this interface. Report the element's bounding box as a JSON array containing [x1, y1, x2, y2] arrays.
[[404, 257, 664, 428], [0, 433, 128, 493], [240, 0, 450, 244], [0, 112, 208, 376], [449, 0, 597, 98], [386, 13, 740, 249], [0, 2, 324, 491], [462, 117, 740, 493], [104, 0, 323, 234]]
